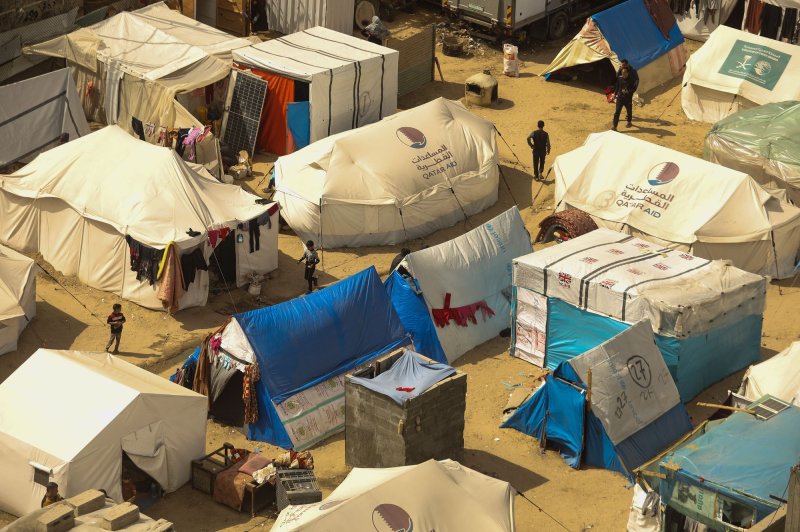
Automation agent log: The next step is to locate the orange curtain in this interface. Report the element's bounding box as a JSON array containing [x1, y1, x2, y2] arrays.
[[239, 67, 295, 156]]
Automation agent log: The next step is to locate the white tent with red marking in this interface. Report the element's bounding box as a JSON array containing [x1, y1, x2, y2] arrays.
[[553, 131, 800, 278], [271, 459, 515, 531]]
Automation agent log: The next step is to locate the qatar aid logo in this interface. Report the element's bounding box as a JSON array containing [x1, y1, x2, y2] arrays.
[[647, 162, 680, 186], [373, 504, 413, 532], [396, 127, 427, 149]]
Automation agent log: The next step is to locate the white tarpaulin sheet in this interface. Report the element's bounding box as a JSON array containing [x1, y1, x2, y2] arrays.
[[0, 126, 278, 310], [569, 320, 681, 445], [513, 287, 547, 367], [266, 0, 355, 35], [513, 228, 766, 338], [0, 350, 206, 516], [232, 26, 398, 145], [554, 132, 800, 278], [271, 459, 515, 531], [0, 244, 36, 356], [682, 26, 800, 123], [0, 68, 91, 166], [739, 341, 800, 405], [403, 207, 532, 363], [274, 97, 499, 248]]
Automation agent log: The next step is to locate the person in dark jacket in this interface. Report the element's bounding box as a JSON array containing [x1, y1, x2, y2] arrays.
[[526, 120, 551, 180], [612, 66, 636, 131], [616, 59, 639, 91]]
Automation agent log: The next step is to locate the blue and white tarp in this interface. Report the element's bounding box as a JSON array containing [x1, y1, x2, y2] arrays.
[[511, 228, 766, 400], [654, 405, 800, 527], [387, 207, 532, 363], [178, 267, 410, 450], [503, 320, 692, 477], [349, 349, 456, 405]]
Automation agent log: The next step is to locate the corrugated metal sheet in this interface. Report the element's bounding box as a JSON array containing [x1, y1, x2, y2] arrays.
[[267, 0, 355, 36], [388, 24, 434, 97]]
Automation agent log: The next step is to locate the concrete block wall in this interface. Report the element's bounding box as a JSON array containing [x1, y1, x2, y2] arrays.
[[345, 350, 466, 468]]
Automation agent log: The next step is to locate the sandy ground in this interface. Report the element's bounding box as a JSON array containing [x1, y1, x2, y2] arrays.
[[2, 8, 799, 531]]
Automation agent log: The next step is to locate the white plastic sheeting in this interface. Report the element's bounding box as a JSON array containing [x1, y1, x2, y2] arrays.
[[0, 68, 91, 166], [682, 26, 800, 122], [266, 0, 355, 35], [739, 342, 800, 405], [0, 244, 36, 356], [232, 26, 398, 145], [274, 97, 499, 248], [513, 228, 767, 339], [402, 207, 532, 363], [553, 131, 800, 278], [0, 126, 278, 310], [272, 459, 515, 531], [569, 320, 681, 445], [0, 350, 207, 516]]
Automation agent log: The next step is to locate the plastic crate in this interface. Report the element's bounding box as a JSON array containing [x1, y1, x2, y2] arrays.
[[276, 469, 322, 511]]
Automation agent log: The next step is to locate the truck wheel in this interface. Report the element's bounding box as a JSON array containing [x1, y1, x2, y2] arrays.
[[547, 11, 569, 40], [355, 0, 379, 30]]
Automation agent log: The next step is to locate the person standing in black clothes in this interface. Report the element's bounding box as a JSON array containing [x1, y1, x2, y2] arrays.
[[297, 240, 320, 294], [617, 59, 639, 90], [526, 120, 551, 181], [613, 66, 636, 131]]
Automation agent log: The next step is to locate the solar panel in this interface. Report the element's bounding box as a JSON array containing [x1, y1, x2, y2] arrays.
[[751, 396, 791, 421], [221, 70, 267, 157]]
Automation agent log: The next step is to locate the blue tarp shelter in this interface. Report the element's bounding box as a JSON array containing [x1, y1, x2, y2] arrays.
[[384, 273, 448, 364], [650, 404, 800, 528], [511, 229, 766, 401], [542, 0, 686, 94], [503, 321, 692, 478], [177, 267, 410, 449]]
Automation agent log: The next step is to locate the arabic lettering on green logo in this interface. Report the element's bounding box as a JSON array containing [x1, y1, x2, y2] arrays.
[[718, 39, 791, 91]]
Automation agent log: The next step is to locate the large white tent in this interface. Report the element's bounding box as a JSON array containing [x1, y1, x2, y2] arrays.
[[274, 97, 499, 248], [554, 131, 800, 278], [0, 244, 36, 356], [0, 68, 90, 168], [0, 125, 279, 311], [739, 341, 800, 405], [272, 459, 516, 531], [232, 26, 398, 155], [25, 3, 252, 136], [682, 25, 800, 123], [0, 350, 207, 516]]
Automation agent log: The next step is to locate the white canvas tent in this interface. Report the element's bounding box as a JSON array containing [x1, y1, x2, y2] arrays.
[[0, 349, 207, 516], [682, 25, 800, 122], [0, 125, 279, 310], [266, 0, 355, 35], [676, 0, 737, 42], [272, 459, 515, 531], [739, 342, 800, 405], [0, 68, 91, 168], [274, 97, 499, 248], [232, 26, 398, 149], [554, 131, 800, 278], [0, 244, 36, 356], [389, 207, 532, 363], [25, 3, 252, 137]]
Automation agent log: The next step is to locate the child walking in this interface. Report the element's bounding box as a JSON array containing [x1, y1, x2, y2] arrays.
[[297, 240, 320, 294], [106, 303, 126, 353]]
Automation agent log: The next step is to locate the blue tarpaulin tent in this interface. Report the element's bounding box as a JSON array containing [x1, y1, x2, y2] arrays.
[[651, 404, 800, 528], [177, 267, 411, 449], [503, 321, 692, 478], [541, 0, 686, 94], [384, 273, 448, 364]]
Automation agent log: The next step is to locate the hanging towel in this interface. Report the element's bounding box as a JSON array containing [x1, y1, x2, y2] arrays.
[[156, 243, 185, 313]]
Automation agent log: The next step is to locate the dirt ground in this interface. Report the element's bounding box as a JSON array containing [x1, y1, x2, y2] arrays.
[[2, 8, 799, 531]]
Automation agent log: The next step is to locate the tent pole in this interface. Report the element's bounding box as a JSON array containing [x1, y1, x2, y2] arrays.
[[580, 369, 592, 468], [318, 200, 324, 274]]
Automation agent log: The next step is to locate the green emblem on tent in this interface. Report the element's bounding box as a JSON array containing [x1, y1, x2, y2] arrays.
[[718, 39, 791, 91]]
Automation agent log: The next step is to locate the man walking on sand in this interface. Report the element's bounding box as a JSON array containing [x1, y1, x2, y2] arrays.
[[612, 66, 636, 131], [527, 120, 551, 181]]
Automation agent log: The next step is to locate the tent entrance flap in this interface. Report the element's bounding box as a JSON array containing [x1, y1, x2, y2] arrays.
[[120, 421, 168, 490], [547, 58, 617, 87], [241, 67, 295, 156]]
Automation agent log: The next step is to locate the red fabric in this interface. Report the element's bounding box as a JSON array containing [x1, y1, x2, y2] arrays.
[[396, 387, 416, 392], [237, 66, 295, 155], [431, 293, 495, 328]]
